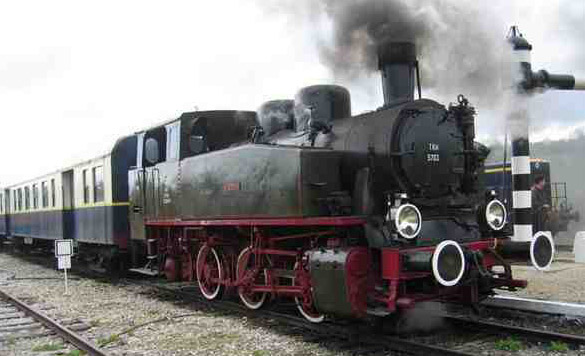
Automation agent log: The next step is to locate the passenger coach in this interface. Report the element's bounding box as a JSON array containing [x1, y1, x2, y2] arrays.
[[2, 139, 136, 270]]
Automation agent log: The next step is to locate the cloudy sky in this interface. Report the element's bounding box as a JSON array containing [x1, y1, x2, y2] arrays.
[[1, 0, 584, 186]]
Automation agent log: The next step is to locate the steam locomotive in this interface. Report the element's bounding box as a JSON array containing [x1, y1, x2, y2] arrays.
[[0, 41, 556, 323]]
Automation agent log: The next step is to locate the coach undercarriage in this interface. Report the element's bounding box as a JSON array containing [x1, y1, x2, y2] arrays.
[[136, 217, 529, 323]]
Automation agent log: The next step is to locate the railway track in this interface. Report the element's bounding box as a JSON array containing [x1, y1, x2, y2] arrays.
[[444, 314, 585, 347], [138, 280, 473, 356], [5, 251, 585, 355], [135, 279, 585, 355], [0, 288, 107, 356]]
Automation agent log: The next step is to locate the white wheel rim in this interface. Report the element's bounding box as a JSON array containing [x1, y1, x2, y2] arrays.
[[431, 240, 466, 287], [237, 247, 268, 310], [530, 231, 555, 271], [295, 295, 325, 323], [196, 246, 223, 300], [293, 262, 324, 323]]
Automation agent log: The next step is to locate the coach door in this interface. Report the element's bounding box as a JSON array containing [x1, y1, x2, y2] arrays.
[[142, 128, 164, 220], [129, 124, 179, 240], [61, 170, 75, 239], [129, 133, 146, 241]]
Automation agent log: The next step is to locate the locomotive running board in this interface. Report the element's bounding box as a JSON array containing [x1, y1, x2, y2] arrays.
[[129, 268, 159, 276], [129, 256, 160, 276]]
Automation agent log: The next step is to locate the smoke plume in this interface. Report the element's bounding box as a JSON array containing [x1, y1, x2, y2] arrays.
[[309, 0, 510, 106], [263, 0, 584, 138]]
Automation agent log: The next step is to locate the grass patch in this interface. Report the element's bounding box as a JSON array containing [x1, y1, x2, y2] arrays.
[[549, 341, 569, 352], [59, 350, 87, 356], [252, 350, 268, 356], [32, 343, 64, 352], [494, 336, 523, 352], [97, 334, 120, 347]]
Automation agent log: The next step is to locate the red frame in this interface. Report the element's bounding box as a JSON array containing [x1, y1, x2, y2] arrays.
[[147, 216, 527, 315], [146, 216, 367, 227]]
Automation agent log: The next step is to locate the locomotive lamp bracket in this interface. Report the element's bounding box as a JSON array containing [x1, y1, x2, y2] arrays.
[[385, 192, 408, 222], [385, 193, 422, 240], [485, 190, 497, 202]]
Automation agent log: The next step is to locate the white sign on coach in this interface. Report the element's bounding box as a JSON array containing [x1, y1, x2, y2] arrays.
[[55, 239, 73, 295]]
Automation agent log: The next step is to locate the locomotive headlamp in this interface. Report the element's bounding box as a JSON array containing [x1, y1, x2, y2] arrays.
[[485, 199, 507, 231], [394, 204, 422, 239]]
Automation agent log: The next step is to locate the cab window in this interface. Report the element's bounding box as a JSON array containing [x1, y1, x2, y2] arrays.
[[166, 122, 180, 161], [143, 126, 167, 167]]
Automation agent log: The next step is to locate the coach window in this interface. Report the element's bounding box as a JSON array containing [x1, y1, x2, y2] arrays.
[[33, 184, 39, 209], [93, 166, 104, 203], [83, 169, 90, 204], [0, 193, 3, 214], [24, 187, 30, 210], [13, 191, 17, 211], [51, 179, 56, 207], [42, 182, 48, 208], [18, 188, 23, 211]]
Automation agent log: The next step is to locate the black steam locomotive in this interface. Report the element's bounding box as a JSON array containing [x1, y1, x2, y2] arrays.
[[1, 41, 554, 323]]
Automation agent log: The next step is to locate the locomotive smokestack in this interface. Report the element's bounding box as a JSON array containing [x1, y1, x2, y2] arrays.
[[378, 42, 418, 107]]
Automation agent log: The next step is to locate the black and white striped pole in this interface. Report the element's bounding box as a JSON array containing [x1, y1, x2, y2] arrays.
[[502, 27, 585, 269], [507, 26, 585, 244], [507, 27, 534, 243]]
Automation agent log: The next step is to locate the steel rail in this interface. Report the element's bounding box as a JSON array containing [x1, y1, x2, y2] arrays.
[[266, 310, 475, 356], [445, 315, 585, 346], [0, 288, 108, 356]]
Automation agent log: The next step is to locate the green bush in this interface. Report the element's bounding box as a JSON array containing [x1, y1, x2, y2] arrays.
[[494, 337, 523, 352]]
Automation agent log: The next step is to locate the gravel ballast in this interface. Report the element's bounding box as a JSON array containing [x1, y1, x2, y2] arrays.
[[505, 250, 585, 303], [0, 250, 584, 356], [0, 253, 341, 356]]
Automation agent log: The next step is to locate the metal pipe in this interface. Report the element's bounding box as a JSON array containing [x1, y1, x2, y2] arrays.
[[531, 70, 585, 91]]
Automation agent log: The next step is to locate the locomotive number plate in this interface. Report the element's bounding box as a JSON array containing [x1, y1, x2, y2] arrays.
[[427, 153, 440, 162], [427, 142, 440, 162]]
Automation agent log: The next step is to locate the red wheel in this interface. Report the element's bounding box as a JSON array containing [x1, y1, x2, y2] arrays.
[[294, 262, 324, 323], [180, 252, 194, 282], [237, 247, 268, 310], [196, 245, 224, 300], [164, 256, 180, 282]]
